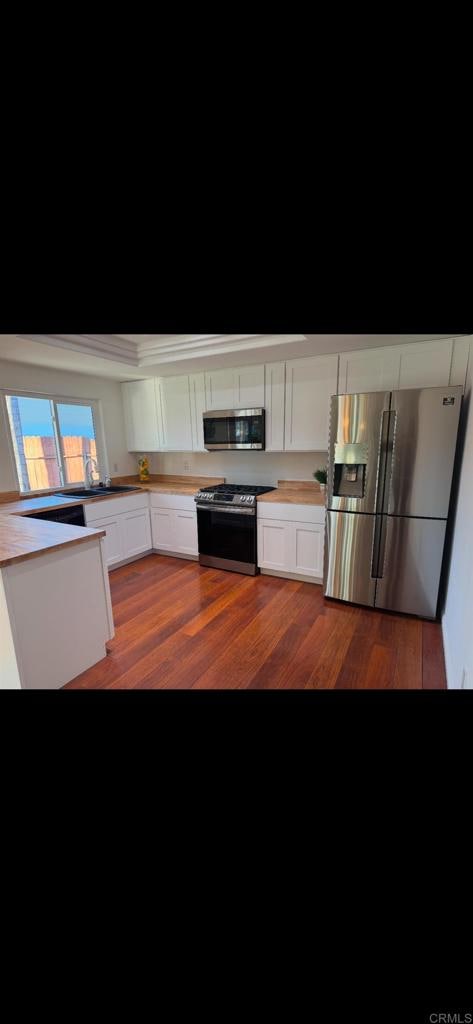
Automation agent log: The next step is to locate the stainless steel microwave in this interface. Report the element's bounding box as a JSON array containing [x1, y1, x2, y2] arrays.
[[203, 408, 265, 450]]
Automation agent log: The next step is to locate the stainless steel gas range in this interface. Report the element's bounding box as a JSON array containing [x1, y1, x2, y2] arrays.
[[195, 483, 275, 575]]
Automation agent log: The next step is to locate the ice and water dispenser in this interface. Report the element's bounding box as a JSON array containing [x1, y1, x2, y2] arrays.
[[333, 443, 368, 499]]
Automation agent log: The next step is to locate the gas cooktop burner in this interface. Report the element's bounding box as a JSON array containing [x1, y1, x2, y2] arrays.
[[210, 484, 274, 495], [195, 483, 276, 506]]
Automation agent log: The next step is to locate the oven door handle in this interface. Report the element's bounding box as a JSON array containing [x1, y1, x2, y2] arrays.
[[195, 503, 256, 516]]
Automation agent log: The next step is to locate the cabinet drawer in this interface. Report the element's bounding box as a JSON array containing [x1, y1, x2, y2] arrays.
[[85, 492, 149, 522], [149, 492, 197, 511], [257, 502, 325, 525]]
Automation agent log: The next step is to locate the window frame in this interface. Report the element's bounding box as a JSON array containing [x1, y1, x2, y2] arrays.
[[0, 388, 109, 495]]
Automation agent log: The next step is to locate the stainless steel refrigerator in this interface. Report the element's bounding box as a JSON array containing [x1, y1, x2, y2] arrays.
[[324, 386, 463, 619]]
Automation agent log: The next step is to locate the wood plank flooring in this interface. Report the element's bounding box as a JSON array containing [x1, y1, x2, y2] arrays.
[[65, 554, 447, 689]]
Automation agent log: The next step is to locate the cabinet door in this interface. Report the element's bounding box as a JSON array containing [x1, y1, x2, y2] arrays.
[[257, 520, 291, 571], [233, 365, 265, 408], [205, 369, 234, 411], [93, 515, 124, 568], [121, 379, 160, 451], [157, 376, 193, 451], [285, 355, 338, 451], [150, 508, 175, 551], [293, 522, 324, 578], [398, 339, 454, 389], [189, 373, 206, 451], [338, 348, 400, 394], [449, 338, 470, 388], [265, 362, 285, 451], [121, 509, 152, 559], [173, 510, 198, 555]]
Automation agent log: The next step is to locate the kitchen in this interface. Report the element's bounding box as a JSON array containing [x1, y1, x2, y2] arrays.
[[0, 333, 471, 690]]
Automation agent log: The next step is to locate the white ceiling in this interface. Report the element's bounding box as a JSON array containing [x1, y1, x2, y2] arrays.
[[0, 333, 462, 381]]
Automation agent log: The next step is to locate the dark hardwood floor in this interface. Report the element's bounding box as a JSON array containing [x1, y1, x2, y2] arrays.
[[66, 554, 447, 689]]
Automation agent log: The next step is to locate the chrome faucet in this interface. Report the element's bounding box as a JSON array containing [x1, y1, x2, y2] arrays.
[[84, 454, 99, 488]]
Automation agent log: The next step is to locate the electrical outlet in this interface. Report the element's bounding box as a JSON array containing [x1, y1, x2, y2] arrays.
[[461, 668, 469, 689], [113, 463, 118, 473], [183, 459, 190, 473]]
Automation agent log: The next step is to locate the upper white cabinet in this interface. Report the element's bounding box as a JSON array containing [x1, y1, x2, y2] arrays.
[[285, 355, 338, 451], [189, 373, 206, 451], [338, 348, 400, 394], [122, 379, 161, 451], [397, 339, 454, 389], [265, 362, 285, 452], [233, 365, 265, 408], [204, 365, 265, 411], [156, 375, 193, 451], [449, 337, 470, 386], [338, 338, 467, 395], [205, 369, 234, 411]]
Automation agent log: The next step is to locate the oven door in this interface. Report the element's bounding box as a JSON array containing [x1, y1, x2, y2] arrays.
[[196, 504, 257, 574], [203, 409, 265, 450]]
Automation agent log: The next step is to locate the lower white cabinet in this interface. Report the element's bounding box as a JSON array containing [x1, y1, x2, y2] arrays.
[[257, 502, 325, 581], [89, 509, 152, 568], [150, 493, 198, 558], [96, 514, 126, 567], [85, 494, 152, 569]]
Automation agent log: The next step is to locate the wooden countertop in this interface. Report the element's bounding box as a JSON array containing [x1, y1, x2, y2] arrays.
[[0, 474, 226, 568], [257, 480, 326, 505], [0, 515, 106, 569], [111, 474, 225, 496]]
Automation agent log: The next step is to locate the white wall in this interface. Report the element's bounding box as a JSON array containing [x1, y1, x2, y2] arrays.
[[0, 358, 136, 492], [150, 450, 327, 486], [442, 337, 473, 688]]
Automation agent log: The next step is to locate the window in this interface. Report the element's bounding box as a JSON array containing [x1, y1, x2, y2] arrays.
[[4, 393, 102, 493]]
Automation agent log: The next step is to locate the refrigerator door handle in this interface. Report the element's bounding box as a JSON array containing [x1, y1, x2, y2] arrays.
[[375, 410, 391, 516], [371, 515, 389, 579], [383, 411, 397, 515]]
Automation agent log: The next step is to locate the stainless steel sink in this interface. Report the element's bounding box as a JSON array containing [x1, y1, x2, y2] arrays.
[[55, 485, 142, 498]]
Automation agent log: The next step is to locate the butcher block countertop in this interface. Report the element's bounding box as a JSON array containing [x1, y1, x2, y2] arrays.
[[0, 474, 225, 568], [0, 515, 106, 569], [111, 474, 225, 496], [257, 480, 326, 505]]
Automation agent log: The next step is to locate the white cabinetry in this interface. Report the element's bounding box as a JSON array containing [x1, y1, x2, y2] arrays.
[[205, 365, 265, 411], [150, 508, 174, 551], [205, 369, 234, 411], [257, 503, 325, 582], [149, 493, 198, 559], [338, 338, 468, 394], [122, 379, 161, 451], [233, 364, 265, 408], [156, 375, 193, 451], [189, 373, 207, 451], [92, 513, 125, 567], [265, 361, 285, 451], [397, 339, 454, 389], [284, 355, 338, 451], [85, 493, 152, 569], [338, 348, 400, 394]]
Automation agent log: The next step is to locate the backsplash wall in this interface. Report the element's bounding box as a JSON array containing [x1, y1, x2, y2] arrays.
[[149, 451, 327, 485]]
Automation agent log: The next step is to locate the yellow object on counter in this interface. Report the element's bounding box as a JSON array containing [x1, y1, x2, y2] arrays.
[[138, 456, 150, 482]]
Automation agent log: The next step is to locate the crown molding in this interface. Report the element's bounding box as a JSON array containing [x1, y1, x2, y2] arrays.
[[17, 334, 138, 365], [15, 333, 307, 368]]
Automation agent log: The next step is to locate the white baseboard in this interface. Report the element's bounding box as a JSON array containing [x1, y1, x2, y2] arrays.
[[260, 568, 322, 585]]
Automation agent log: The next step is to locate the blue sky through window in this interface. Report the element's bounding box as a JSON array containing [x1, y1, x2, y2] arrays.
[[15, 397, 95, 437]]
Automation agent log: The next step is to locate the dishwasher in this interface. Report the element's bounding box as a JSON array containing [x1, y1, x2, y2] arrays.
[[25, 504, 86, 527]]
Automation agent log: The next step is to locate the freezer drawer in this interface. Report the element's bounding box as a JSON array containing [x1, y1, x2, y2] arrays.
[[324, 511, 377, 606], [375, 515, 447, 618]]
